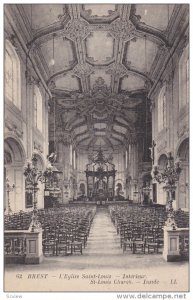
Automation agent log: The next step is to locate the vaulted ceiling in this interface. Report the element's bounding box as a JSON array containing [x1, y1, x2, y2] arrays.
[[22, 4, 175, 150]]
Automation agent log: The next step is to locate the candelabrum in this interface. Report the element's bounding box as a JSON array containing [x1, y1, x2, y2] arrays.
[[24, 153, 61, 232], [152, 152, 181, 229], [6, 177, 15, 215]]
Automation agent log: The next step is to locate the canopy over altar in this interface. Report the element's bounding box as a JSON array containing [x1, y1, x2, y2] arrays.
[[85, 149, 116, 201]]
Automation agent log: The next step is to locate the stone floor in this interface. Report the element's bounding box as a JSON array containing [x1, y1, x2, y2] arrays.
[[4, 207, 189, 292]]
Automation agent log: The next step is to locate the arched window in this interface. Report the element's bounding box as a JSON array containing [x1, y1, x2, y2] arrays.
[[5, 39, 21, 109], [179, 45, 189, 110], [158, 85, 166, 132], [34, 85, 43, 132]]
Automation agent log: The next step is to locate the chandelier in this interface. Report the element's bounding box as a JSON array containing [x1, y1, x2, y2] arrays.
[[24, 153, 61, 232]]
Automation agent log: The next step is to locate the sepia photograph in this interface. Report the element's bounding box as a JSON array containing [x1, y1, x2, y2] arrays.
[[3, 2, 189, 295]]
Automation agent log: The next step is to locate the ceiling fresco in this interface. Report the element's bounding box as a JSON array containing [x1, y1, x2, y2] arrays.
[[23, 4, 177, 150]]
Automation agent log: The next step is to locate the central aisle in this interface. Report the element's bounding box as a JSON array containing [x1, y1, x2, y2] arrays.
[[84, 207, 121, 256]]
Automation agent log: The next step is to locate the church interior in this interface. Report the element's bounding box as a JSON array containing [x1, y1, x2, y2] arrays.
[[4, 4, 189, 292]]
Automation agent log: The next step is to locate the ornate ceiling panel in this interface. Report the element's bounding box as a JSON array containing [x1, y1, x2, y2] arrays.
[[135, 4, 175, 31], [115, 117, 129, 126], [76, 133, 90, 142], [68, 117, 85, 129], [120, 75, 145, 92], [81, 137, 92, 145], [94, 132, 106, 137], [95, 137, 106, 146], [74, 125, 88, 135], [93, 113, 108, 120], [28, 4, 64, 30], [55, 74, 81, 91], [113, 125, 127, 135], [123, 38, 158, 73], [20, 4, 180, 149], [40, 37, 76, 72], [85, 31, 115, 64], [83, 5, 116, 17], [94, 123, 107, 130], [80, 4, 119, 23], [112, 133, 124, 141], [89, 73, 111, 90]]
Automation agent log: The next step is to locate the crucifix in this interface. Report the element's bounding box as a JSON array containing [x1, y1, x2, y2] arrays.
[[149, 140, 156, 164]]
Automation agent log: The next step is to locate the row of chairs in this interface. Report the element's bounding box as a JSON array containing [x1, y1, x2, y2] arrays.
[[4, 205, 96, 257], [4, 211, 33, 230], [40, 206, 96, 256], [109, 204, 188, 255]]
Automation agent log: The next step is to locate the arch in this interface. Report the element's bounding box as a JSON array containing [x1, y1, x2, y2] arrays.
[[176, 138, 189, 162], [79, 182, 86, 195], [158, 153, 167, 171], [4, 136, 26, 212], [77, 180, 87, 200], [115, 179, 124, 196], [4, 136, 26, 165]]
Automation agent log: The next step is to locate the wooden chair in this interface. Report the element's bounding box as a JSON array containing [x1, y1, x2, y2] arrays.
[[132, 234, 145, 254], [56, 240, 71, 256], [122, 232, 133, 252], [71, 241, 82, 255], [145, 236, 159, 254], [43, 239, 56, 256]]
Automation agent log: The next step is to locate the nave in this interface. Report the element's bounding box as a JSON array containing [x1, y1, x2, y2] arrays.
[[4, 4, 189, 293]]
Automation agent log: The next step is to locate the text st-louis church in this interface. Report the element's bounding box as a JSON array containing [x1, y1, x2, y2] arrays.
[[4, 4, 189, 292]]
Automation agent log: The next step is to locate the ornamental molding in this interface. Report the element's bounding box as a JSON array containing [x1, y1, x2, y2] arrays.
[[106, 63, 128, 79], [109, 19, 136, 41], [5, 119, 23, 139], [63, 19, 90, 41], [72, 63, 94, 77], [91, 77, 111, 96]]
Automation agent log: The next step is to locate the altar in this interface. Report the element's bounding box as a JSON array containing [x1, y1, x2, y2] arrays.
[[85, 149, 116, 201]]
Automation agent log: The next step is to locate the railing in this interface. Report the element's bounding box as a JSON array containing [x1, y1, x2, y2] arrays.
[[5, 235, 27, 256], [4, 229, 43, 264]]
